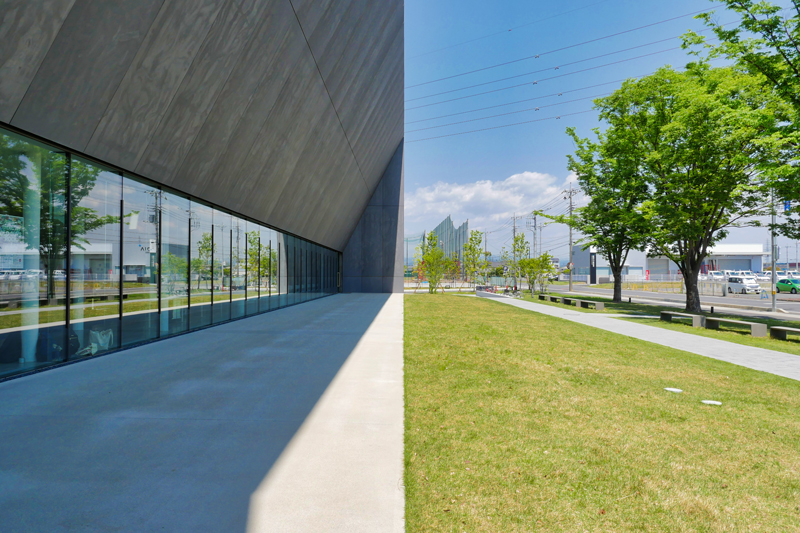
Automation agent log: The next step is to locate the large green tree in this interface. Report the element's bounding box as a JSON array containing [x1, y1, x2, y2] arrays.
[[604, 65, 794, 312], [547, 123, 651, 302], [684, 0, 800, 238]]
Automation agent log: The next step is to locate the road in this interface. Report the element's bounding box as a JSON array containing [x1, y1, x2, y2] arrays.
[[550, 284, 800, 314]]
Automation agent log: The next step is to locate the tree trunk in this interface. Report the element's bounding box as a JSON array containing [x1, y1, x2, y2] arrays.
[[611, 266, 623, 303], [683, 269, 702, 313]]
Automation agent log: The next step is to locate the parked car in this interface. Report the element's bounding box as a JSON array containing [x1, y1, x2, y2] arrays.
[[727, 276, 761, 294], [754, 272, 771, 281], [0, 270, 23, 280], [707, 271, 725, 281], [777, 278, 800, 294], [52, 270, 66, 280], [24, 269, 45, 280]]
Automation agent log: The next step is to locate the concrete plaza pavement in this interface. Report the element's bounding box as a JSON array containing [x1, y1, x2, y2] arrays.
[[0, 294, 404, 532], [481, 293, 800, 382]]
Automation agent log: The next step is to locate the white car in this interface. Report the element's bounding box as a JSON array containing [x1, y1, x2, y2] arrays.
[[727, 276, 761, 294], [754, 272, 771, 281], [707, 271, 725, 281], [0, 270, 23, 280]]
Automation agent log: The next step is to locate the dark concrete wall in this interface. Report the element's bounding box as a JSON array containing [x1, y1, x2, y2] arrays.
[[342, 140, 403, 293], [0, 0, 403, 252]]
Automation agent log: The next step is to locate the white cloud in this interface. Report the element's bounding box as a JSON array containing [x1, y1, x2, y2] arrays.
[[404, 171, 578, 236]]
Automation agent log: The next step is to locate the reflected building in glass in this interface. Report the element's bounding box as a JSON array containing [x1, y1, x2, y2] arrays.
[[0, 0, 404, 380]]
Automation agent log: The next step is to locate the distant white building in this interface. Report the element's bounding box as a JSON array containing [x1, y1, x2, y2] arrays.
[[646, 243, 768, 275]]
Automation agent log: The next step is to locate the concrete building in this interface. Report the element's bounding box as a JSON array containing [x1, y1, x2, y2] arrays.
[[0, 1, 404, 380]]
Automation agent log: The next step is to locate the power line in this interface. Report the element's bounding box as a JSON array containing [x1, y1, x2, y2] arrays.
[[406, 35, 697, 102], [406, 5, 723, 88], [405, 47, 678, 111], [405, 93, 610, 134], [408, 0, 614, 61], [406, 79, 628, 125], [406, 109, 595, 144]]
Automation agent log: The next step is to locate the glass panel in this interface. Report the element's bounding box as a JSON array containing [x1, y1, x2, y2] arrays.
[[244, 221, 259, 316], [231, 216, 245, 320], [160, 191, 189, 336], [69, 158, 122, 359], [189, 201, 213, 328], [212, 209, 230, 324], [121, 177, 159, 347], [0, 130, 67, 378]]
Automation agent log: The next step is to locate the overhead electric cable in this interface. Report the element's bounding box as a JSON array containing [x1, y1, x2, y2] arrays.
[[406, 5, 723, 88], [406, 35, 694, 102], [405, 47, 677, 111], [409, 0, 614, 60], [406, 109, 596, 144], [405, 79, 627, 124], [405, 93, 610, 133]]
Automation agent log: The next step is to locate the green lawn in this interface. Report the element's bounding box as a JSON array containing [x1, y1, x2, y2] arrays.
[[521, 292, 800, 357], [405, 294, 800, 532]]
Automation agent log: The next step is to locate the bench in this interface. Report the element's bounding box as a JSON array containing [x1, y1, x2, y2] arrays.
[[705, 317, 767, 337], [562, 297, 577, 306], [538, 294, 547, 301], [578, 300, 604, 311], [770, 326, 800, 341], [548, 295, 563, 303], [660, 311, 705, 328]]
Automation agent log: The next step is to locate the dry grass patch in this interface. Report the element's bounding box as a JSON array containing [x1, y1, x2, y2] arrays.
[[405, 294, 800, 532]]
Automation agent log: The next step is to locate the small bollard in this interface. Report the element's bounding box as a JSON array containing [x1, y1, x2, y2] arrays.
[[628, 297, 631, 303], [710, 306, 714, 314]]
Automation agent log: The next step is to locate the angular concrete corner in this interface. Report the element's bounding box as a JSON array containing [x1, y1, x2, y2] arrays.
[[343, 140, 404, 293], [247, 293, 405, 532]]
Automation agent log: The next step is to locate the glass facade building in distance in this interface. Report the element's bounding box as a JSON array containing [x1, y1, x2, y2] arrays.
[[0, 126, 341, 380]]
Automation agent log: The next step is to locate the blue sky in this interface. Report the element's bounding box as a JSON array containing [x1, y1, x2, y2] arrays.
[[403, 0, 799, 264]]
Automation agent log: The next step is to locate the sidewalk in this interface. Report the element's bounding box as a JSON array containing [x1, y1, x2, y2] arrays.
[[481, 293, 800, 382], [0, 294, 405, 532]]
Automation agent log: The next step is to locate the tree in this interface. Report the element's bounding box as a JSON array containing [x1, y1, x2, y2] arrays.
[[462, 230, 488, 285], [502, 233, 529, 288], [415, 231, 446, 293], [192, 232, 214, 289], [519, 253, 558, 294], [544, 123, 650, 302], [0, 136, 124, 301], [162, 251, 187, 294], [601, 65, 794, 312], [683, 0, 800, 239]]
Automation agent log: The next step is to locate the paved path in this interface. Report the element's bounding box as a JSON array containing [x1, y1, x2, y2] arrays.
[[0, 293, 404, 533], [479, 293, 800, 382]]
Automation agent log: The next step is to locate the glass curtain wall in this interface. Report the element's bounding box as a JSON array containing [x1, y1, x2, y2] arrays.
[[0, 126, 341, 380]]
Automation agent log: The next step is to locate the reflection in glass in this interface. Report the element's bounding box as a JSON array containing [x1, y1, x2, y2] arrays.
[[0, 131, 67, 377], [231, 216, 245, 319], [189, 202, 213, 328], [0, 125, 340, 379], [69, 158, 121, 358], [212, 209, 230, 324], [161, 192, 190, 336], [121, 177, 159, 347]]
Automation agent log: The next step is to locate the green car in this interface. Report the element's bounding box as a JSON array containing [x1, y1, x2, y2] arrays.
[[776, 278, 800, 294]]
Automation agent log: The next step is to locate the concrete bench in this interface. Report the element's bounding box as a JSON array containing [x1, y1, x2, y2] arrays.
[[770, 326, 800, 341], [538, 294, 547, 301], [562, 297, 577, 306], [578, 300, 604, 311], [548, 295, 563, 304], [660, 311, 705, 328], [705, 317, 767, 337]]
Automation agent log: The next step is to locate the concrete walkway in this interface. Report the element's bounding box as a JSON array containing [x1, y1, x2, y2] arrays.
[[0, 294, 404, 533], [480, 293, 800, 382]]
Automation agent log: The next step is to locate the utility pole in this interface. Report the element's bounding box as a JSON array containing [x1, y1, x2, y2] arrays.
[[484, 231, 488, 284], [565, 184, 577, 292], [512, 213, 517, 290], [771, 188, 777, 312]]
